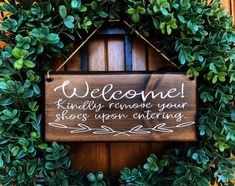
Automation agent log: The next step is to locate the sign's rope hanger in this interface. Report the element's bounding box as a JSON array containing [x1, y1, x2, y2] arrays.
[[55, 19, 180, 72]]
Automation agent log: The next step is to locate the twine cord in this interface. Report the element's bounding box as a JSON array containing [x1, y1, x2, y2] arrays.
[[55, 20, 180, 71], [56, 25, 102, 71]]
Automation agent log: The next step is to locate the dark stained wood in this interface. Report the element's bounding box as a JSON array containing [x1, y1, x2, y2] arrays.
[[132, 38, 147, 71], [109, 39, 150, 174], [148, 46, 173, 71], [69, 142, 110, 174], [50, 57, 64, 71], [232, 0, 235, 24], [107, 38, 150, 175], [107, 36, 125, 71], [147, 45, 177, 157], [109, 142, 151, 175], [66, 50, 81, 71], [45, 73, 197, 142], [67, 39, 109, 174], [65, 38, 109, 175]]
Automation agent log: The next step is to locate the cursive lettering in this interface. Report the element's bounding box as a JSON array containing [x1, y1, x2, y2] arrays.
[[54, 81, 185, 101]]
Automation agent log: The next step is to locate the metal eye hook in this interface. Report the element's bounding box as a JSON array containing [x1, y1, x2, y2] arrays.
[[46, 70, 53, 82]]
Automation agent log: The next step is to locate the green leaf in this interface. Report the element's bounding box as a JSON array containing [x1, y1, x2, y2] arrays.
[[71, 0, 81, 9], [179, 49, 186, 64], [231, 108, 235, 121], [46, 33, 60, 43], [27, 164, 36, 176], [24, 60, 35, 68], [98, 11, 108, 18], [79, 5, 87, 12], [12, 48, 28, 59], [17, 172, 25, 184], [0, 154, 3, 168], [167, 25, 172, 35], [131, 12, 140, 23], [3, 109, 13, 117], [11, 146, 20, 156], [160, 22, 166, 34], [22, 89, 34, 98], [137, 6, 146, 14], [66, 15, 75, 22], [36, 45, 44, 54], [169, 18, 177, 29], [127, 8, 136, 15], [218, 72, 227, 82], [52, 141, 60, 149], [8, 167, 17, 176], [0, 82, 8, 90], [59, 5, 67, 19], [12, 48, 22, 58], [209, 63, 217, 73], [64, 16, 75, 29], [160, 8, 168, 15], [215, 141, 229, 152], [177, 15, 186, 23], [18, 138, 28, 146], [38, 143, 48, 150], [87, 173, 96, 182], [91, 1, 97, 10], [31, 7, 39, 15], [33, 84, 41, 94], [212, 75, 218, 84], [29, 29, 42, 38], [159, 159, 168, 166], [198, 56, 204, 62], [14, 58, 24, 70], [153, 5, 158, 13], [152, 17, 159, 29], [45, 162, 56, 170], [96, 172, 104, 181]]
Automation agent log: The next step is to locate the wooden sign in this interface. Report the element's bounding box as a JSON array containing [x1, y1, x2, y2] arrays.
[[45, 72, 197, 141]]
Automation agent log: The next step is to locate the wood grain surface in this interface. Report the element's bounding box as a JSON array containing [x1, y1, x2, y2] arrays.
[[45, 73, 197, 142], [66, 38, 109, 174]]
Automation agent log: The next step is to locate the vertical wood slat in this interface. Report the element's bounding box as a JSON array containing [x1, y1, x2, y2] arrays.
[[109, 38, 151, 175], [147, 46, 174, 155], [70, 142, 110, 174], [107, 37, 125, 71], [132, 38, 147, 71], [69, 38, 109, 174], [88, 38, 106, 71], [231, 0, 235, 23]]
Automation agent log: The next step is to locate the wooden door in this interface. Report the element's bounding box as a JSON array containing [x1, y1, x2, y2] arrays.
[[51, 33, 177, 176]]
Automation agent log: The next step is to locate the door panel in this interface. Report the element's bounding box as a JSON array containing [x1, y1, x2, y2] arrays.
[[51, 35, 173, 174], [109, 37, 151, 174]]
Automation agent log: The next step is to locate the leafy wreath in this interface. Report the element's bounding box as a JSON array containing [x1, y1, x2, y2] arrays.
[[0, 0, 234, 185]]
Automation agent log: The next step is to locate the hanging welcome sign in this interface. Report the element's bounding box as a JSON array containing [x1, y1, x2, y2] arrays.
[[45, 72, 197, 141]]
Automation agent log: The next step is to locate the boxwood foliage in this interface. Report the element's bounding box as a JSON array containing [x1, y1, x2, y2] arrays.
[[0, 0, 234, 185]]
